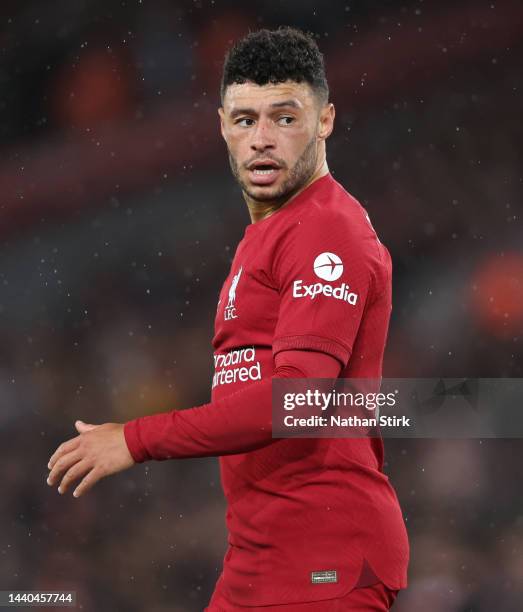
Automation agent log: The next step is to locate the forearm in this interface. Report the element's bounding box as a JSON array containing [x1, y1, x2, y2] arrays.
[[124, 376, 275, 461], [124, 350, 342, 461]]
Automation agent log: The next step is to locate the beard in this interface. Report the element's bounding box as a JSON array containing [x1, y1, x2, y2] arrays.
[[228, 135, 318, 205]]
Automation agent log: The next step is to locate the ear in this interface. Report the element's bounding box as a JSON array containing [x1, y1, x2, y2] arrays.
[[218, 107, 227, 142], [318, 102, 335, 141]]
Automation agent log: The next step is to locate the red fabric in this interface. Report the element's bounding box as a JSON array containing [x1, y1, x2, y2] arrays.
[[124, 173, 409, 606], [123, 349, 340, 461], [206, 574, 399, 611]]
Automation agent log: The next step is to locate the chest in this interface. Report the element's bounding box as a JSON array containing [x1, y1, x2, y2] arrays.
[[212, 239, 280, 350]]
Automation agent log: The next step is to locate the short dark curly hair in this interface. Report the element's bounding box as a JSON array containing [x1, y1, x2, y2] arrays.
[[220, 27, 329, 105]]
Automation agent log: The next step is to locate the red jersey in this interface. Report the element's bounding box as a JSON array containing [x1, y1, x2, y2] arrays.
[[124, 172, 409, 606]]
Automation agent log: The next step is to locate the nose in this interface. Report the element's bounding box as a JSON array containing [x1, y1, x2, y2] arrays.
[[250, 117, 275, 152]]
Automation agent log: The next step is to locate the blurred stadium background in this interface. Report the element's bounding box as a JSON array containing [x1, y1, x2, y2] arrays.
[[1, 0, 522, 610]]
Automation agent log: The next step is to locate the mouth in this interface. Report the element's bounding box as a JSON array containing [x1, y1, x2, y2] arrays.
[[246, 160, 282, 186]]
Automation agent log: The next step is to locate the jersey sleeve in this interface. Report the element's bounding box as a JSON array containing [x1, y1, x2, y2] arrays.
[[271, 211, 379, 368], [123, 348, 341, 462]]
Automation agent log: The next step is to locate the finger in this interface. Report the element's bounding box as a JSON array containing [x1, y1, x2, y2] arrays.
[[48, 437, 81, 470], [58, 459, 92, 495], [73, 467, 104, 498], [75, 420, 98, 434], [47, 450, 83, 487]]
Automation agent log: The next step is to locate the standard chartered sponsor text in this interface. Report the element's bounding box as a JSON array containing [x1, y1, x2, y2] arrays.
[[212, 346, 261, 389]]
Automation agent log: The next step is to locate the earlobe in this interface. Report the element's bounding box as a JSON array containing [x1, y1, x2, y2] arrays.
[[317, 122, 331, 141], [318, 104, 335, 140]]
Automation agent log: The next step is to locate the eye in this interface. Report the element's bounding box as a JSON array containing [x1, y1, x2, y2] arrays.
[[277, 116, 295, 126], [236, 117, 255, 127]]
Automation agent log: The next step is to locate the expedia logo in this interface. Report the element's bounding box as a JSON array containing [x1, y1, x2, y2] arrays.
[[293, 253, 358, 305], [313, 252, 343, 281], [293, 280, 358, 305]]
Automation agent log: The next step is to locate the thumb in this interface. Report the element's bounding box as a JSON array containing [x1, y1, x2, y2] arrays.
[[75, 420, 98, 433]]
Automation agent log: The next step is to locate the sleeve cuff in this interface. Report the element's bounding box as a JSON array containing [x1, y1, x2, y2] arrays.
[[124, 419, 150, 463]]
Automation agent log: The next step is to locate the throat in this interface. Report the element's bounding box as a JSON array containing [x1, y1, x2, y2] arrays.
[[247, 200, 284, 223]]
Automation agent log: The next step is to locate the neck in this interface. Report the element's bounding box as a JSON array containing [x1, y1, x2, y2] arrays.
[[245, 159, 330, 224]]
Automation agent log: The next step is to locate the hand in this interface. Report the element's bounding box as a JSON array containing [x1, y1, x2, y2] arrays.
[[47, 420, 135, 498]]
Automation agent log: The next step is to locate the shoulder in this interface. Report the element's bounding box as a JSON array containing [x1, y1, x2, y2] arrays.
[[274, 175, 382, 258], [268, 175, 391, 290]]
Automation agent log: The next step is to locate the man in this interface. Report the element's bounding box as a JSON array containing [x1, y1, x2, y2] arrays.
[[47, 27, 409, 610]]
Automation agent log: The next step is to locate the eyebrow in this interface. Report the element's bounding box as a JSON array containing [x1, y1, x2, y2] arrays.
[[229, 99, 302, 118], [270, 99, 301, 109]]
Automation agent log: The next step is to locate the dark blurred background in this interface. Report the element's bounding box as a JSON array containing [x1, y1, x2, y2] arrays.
[[1, 0, 522, 610]]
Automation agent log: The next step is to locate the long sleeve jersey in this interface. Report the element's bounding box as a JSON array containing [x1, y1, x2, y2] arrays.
[[124, 172, 409, 606]]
